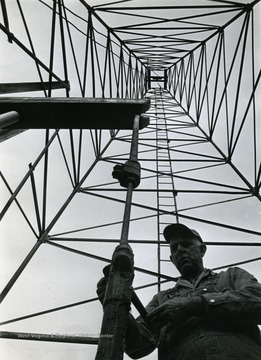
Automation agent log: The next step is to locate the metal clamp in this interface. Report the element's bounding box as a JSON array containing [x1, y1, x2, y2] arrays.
[[112, 160, 141, 189]]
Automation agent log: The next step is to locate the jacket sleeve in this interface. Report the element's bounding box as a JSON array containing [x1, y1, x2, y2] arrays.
[[124, 294, 160, 359], [201, 267, 261, 324]]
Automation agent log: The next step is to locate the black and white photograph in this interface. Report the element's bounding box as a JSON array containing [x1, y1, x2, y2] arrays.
[[0, 1, 260, 359]]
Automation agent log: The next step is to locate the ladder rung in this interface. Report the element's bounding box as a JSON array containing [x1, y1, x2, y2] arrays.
[[159, 205, 175, 208], [159, 195, 174, 198], [159, 259, 172, 262]]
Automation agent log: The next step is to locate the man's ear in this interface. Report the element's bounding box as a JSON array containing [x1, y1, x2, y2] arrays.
[[200, 244, 207, 257]]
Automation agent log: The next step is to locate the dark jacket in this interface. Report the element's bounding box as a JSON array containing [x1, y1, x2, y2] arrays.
[[125, 267, 261, 359]]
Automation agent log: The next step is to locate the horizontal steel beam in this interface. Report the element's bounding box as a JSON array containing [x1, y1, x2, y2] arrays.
[[0, 81, 70, 94], [0, 98, 150, 130], [0, 331, 99, 344], [49, 237, 261, 246]]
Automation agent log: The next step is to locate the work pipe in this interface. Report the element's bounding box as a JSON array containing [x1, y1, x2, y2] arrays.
[[95, 115, 141, 360], [0, 111, 19, 127]]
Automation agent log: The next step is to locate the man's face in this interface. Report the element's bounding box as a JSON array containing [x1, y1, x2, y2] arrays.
[[169, 236, 205, 278]]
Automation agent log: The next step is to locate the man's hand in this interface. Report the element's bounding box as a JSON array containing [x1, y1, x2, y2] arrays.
[[96, 265, 111, 304], [96, 276, 108, 304], [147, 296, 204, 331]]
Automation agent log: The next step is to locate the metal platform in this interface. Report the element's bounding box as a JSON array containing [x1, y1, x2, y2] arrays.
[[0, 97, 150, 130]]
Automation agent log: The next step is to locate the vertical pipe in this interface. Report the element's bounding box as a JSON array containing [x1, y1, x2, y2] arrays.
[[89, 15, 96, 97], [29, 164, 42, 234], [69, 130, 77, 185], [95, 116, 140, 360], [129, 114, 140, 162], [0, 111, 19, 127], [57, 0, 69, 97], [83, 11, 91, 97], [48, 0, 57, 97], [76, 130, 83, 185], [42, 130, 50, 231], [0, 0, 12, 42], [120, 115, 140, 246], [119, 182, 134, 247]]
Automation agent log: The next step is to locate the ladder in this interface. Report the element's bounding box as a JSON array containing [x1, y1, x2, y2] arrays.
[[150, 88, 180, 291]]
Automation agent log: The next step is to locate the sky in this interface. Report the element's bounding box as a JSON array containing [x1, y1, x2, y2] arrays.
[[0, 1, 260, 359]]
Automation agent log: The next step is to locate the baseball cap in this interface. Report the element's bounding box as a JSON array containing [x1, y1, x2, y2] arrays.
[[163, 223, 203, 243]]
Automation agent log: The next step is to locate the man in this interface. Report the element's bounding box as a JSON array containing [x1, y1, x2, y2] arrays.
[[97, 223, 261, 359]]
